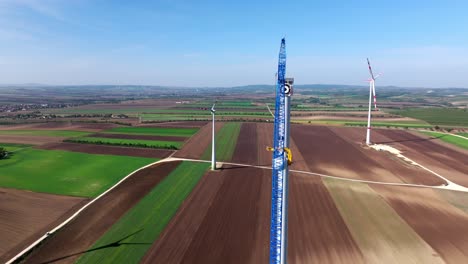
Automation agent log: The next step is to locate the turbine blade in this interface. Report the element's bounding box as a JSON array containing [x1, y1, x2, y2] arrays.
[[372, 81, 378, 110], [367, 58, 375, 80]]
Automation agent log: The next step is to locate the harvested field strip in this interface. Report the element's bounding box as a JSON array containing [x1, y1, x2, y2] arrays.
[[0, 148, 155, 197], [0, 188, 87, 263], [66, 136, 182, 149], [421, 131, 468, 150], [105, 127, 198, 137], [173, 122, 224, 159], [288, 173, 364, 263], [90, 133, 186, 142], [323, 178, 442, 263], [373, 185, 468, 263], [22, 161, 181, 264], [0, 130, 91, 137], [39, 142, 173, 159], [201, 122, 241, 161], [76, 161, 209, 264]]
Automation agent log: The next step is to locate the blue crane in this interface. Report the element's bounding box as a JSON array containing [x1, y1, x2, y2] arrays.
[[270, 38, 290, 264]]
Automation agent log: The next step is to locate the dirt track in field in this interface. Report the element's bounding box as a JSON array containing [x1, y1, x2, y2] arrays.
[[174, 122, 223, 159], [22, 161, 181, 264], [373, 185, 468, 263], [0, 188, 87, 263], [89, 133, 186, 142], [374, 129, 468, 187], [38, 142, 173, 158]]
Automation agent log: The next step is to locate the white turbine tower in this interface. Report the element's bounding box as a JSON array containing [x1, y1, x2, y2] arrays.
[[210, 103, 216, 170], [366, 58, 381, 145]]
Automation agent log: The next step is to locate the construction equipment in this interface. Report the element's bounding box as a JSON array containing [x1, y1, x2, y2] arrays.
[[269, 38, 291, 264], [266, 147, 292, 165]]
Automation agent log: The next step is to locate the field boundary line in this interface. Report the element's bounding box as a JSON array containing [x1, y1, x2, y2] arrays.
[[6, 158, 170, 264], [168, 157, 468, 193]]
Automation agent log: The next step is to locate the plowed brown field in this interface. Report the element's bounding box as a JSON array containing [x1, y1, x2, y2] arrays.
[[174, 122, 223, 159], [373, 185, 468, 263], [22, 161, 180, 264], [0, 188, 87, 263], [374, 129, 468, 187], [0, 135, 65, 145]]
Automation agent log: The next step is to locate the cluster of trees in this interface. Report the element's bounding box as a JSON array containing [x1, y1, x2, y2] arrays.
[[0, 147, 8, 159]]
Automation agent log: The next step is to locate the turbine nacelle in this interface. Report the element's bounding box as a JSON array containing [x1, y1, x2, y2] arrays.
[[210, 103, 216, 114]]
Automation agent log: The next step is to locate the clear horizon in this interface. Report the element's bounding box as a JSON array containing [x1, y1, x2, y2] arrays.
[[1, 1, 467, 87]]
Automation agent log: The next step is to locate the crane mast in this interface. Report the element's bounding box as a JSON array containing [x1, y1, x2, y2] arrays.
[[270, 38, 290, 264]]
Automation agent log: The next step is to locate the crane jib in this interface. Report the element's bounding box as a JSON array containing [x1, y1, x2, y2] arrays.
[[270, 38, 288, 264]]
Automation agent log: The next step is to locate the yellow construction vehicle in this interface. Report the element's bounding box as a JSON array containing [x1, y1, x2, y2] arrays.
[[266, 146, 292, 165]]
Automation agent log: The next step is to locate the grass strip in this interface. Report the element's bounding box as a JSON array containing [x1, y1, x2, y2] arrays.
[[420, 131, 468, 150], [66, 137, 181, 150], [76, 161, 209, 264], [106, 127, 198, 137], [201, 122, 241, 161]]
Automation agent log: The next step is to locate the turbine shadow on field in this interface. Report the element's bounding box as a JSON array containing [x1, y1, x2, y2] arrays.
[[220, 165, 250, 170], [375, 135, 445, 144], [38, 229, 150, 264]]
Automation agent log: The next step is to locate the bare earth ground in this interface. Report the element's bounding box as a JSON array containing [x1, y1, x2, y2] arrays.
[[143, 166, 272, 264], [22, 161, 181, 264], [0, 135, 66, 145], [374, 129, 468, 187], [373, 185, 468, 263], [173, 122, 223, 159], [39, 142, 173, 158], [89, 133, 187, 142], [290, 125, 444, 185], [144, 123, 363, 263], [329, 126, 445, 185], [0, 188, 87, 263]]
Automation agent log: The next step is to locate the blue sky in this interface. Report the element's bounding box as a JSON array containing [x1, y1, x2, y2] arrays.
[[1, 0, 467, 87]]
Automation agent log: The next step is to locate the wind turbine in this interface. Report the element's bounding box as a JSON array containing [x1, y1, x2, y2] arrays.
[[210, 103, 216, 170], [365, 58, 381, 145]]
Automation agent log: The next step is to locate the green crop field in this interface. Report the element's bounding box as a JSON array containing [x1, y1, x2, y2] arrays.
[[420, 131, 468, 150], [458, 133, 468, 138], [67, 137, 182, 149], [0, 148, 155, 197], [201, 122, 241, 161], [393, 108, 468, 127], [0, 143, 32, 152], [76, 161, 209, 264], [106, 127, 198, 137], [0, 130, 91, 137]]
